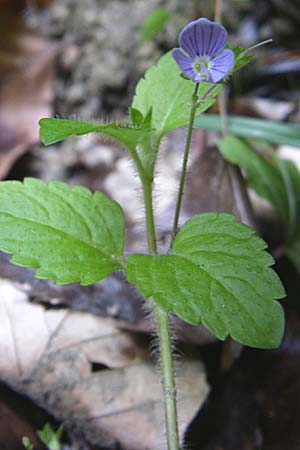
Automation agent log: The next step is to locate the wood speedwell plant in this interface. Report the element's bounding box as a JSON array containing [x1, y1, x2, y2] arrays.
[[0, 18, 285, 450]]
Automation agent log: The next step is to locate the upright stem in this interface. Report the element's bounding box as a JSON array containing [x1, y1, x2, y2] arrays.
[[129, 147, 157, 253], [141, 172, 157, 253], [153, 302, 180, 450], [133, 81, 217, 450], [172, 83, 199, 237], [136, 160, 180, 450]]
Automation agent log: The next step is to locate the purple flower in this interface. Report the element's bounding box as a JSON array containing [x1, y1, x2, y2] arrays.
[[172, 18, 235, 83]]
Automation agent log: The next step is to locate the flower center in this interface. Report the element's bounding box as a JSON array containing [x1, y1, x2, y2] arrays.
[[193, 56, 211, 73], [194, 63, 202, 73]]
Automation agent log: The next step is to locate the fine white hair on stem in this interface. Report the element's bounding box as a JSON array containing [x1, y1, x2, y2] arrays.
[[150, 312, 184, 450], [143, 299, 181, 372]]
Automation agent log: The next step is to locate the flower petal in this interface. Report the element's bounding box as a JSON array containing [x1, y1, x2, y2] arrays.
[[172, 48, 201, 82], [209, 49, 235, 83], [179, 18, 228, 58]]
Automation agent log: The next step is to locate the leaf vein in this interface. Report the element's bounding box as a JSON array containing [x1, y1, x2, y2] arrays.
[[0, 214, 113, 261], [197, 263, 271, 340], [49, 188, 94, 243], [3, 191, 51, 221], [93, 199, 119, 253]]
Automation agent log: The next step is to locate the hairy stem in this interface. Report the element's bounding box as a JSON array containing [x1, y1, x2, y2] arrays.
[[129, 147, 157, 252], [172, 83, 199, 237], [134, 154, 180, 450], [142, 173, 157, 253], [153, 302, 180, 450]]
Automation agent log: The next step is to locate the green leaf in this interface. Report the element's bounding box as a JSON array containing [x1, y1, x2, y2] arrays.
[[142, 106, 153, 128], [141, 7, 171, 40], [130, 107, 144, 127], [230, 46, 254, 72], [278, 160, 300, 269], [0, 178, 125, 285], [194, 114, 300, 147], [218, 136, 289, 224], [284, 160, 300, 239], [22, 437, 34, 450], [132, 52, 221, 137], [219, 136, 300, 272], [277, 158, 300, 241], [39, 118, 150, 154], [127, 213, 285, 349], [37, 423, 63, 450], [286, 239, 300, 272]]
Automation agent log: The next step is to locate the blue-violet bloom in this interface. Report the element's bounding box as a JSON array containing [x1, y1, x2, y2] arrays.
[[172, 18, 235, 83]]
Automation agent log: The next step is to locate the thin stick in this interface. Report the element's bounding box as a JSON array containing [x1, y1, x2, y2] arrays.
[[172, 83, 200, 237], [218, 83, 255, 228], [214, 0, 222, 23]]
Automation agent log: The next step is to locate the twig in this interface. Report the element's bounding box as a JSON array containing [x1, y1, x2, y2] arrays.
[[214, 0, 222, 23], [218, 86, 256, 227]]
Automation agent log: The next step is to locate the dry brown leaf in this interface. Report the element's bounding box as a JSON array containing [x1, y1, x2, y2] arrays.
[[0, 278, 209, 449], [0, 7, 55, 180]]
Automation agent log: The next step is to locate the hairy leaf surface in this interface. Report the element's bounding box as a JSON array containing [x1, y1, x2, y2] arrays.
[[39, 118, 150, 153], [127, 213, 285, 348], [0, 178, 125, 285]]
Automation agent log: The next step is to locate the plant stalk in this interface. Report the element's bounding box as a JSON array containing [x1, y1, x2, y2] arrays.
[[172, 83, 200, 237], [139, 167, 180, 450], [133, 81, 213, 449], [140, 172, 157, 254], [153, 301, 180, 450]]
